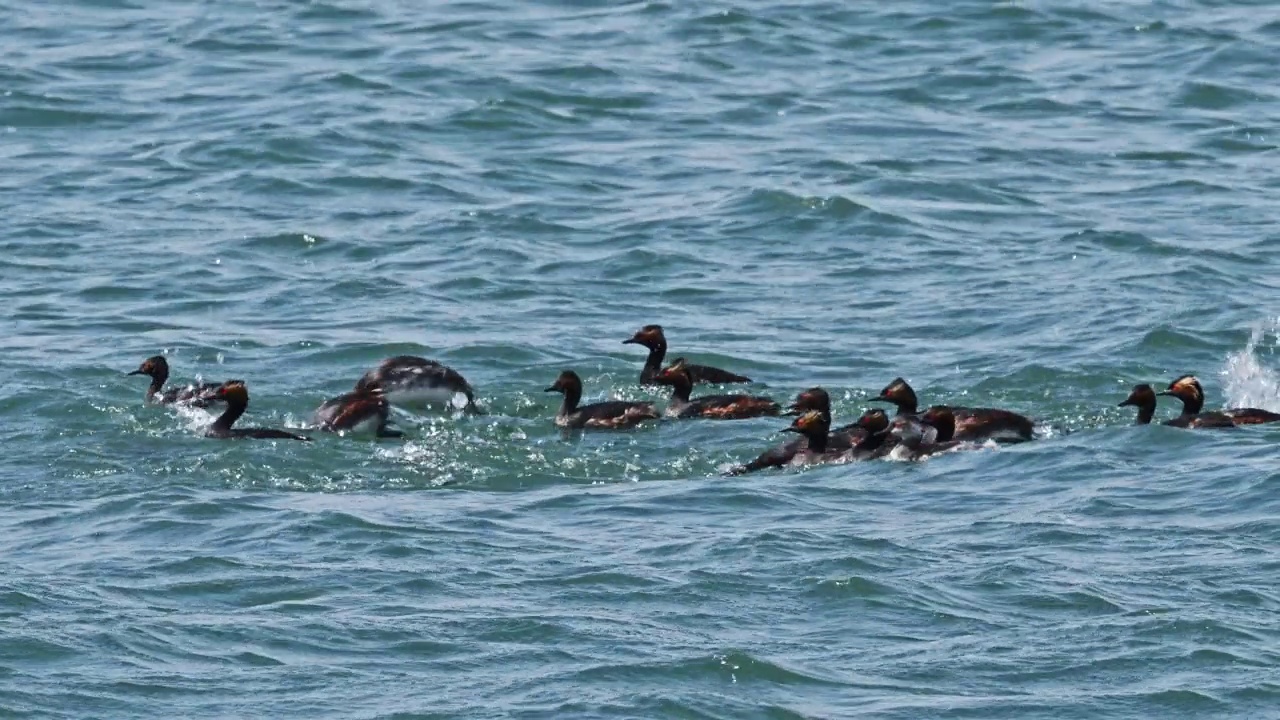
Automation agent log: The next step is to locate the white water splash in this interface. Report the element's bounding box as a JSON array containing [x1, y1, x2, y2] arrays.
[[1221, 318, 1280, 411], [173, 402, 218, 435]]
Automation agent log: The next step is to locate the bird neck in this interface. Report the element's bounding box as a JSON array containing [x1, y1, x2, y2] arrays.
[[213, 396, 247, 430]]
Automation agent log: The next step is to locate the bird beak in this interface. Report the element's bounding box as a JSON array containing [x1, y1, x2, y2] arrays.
[[783, 405, 802, 416], [622, 338, 639, 345], [1156, 390, 1172, 397], [1118, 399, 1134, 407], [127, 370, 145, 376], [544, 386, 559, 393]]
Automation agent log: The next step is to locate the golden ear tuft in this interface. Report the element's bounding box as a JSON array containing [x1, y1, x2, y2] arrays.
[[798, 410, 823, 430], [1170, 376, 1202, 397]]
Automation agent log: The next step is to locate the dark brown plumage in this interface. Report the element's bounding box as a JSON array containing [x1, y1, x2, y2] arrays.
[[873, 377, 1033, 442], [545, 370, 659, 430], [354, 356, 480, 413], [1160, 375, 1280, 428], [727, 388, 843, 475], [127, 355, 225, 407], [314, 385, 402, 438], [201, 381, 311, 441], [655, 359, 779, 420], [623, 324, 751, 385], [1118, 383, 1159, 425], [780, 410, 847, 463]]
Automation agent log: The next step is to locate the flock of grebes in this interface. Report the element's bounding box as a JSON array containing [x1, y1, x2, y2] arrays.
[[127, 324, 1280, 475]]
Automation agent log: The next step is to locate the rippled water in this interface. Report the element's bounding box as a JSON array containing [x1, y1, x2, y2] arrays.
[[4, 1, 1280, 717]]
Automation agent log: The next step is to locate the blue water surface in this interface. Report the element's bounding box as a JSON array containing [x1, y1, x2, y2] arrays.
[[2, 1, 1279, 717]]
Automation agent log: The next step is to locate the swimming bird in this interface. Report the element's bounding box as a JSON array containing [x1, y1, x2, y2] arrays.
[[200, 381, 311, 441], [1225, 406, 1280, 425], [314, 385, 403, 438], [1118, 383, 1159, 425], [915, 405, 964, 442], [127, 355, 225, 406], [354, 356, 480, 413], [908, 406, 971, 457], [623, 324, 751, 385], [727, 387, 850, 475], [1159, 375, 1280, 426], [1157, 376, 1241, 429], [779, 410, 853, 467], [785, 387, 832, 418], [812, 408, 902, 461], [873, 377, 1033, 442], [728, 406, 896, 475], [654, 359, 779, 419], [544, 370, 660, 429]]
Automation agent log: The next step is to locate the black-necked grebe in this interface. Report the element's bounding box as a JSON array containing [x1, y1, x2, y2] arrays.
[[1118, 383, 1159, 425], [314, 385, 403, 438], [544, 370, 660, 429], [654, 359, 779, 419], [778, 410, 850, 466], [1157, 376, 1237, 429], [727, 387, 850, 475], [355, 356, 480, 413], [127, 355, 225, 406], [201, 381, 311, 441], [873, 377, 1033, 442], [623, 325, 751, 385]]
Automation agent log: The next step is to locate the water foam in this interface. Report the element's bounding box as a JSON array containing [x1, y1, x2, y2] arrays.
[[1221, 318, 1280, 411], [173, 402, 218, 436]]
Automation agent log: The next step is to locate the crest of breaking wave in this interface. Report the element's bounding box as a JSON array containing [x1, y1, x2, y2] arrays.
[[1222, 317, 1280, 410]]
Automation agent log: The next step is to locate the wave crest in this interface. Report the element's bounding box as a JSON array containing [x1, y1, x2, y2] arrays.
[[1221, 319, 1280, 411]]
